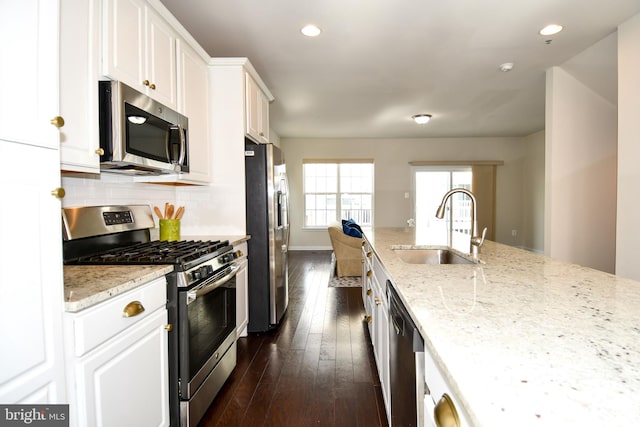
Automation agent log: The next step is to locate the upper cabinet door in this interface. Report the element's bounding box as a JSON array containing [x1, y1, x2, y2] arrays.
[[145, 7, 177, 108], [0, 0, 60, 149], [176, 40, 210, 183], [102, 0, 145, 90], [245, 72, 270, 144], [59, 0, 101, 173], [103, 0, 177, 108]]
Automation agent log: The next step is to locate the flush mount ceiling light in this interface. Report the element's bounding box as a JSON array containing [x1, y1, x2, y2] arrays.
[[301, 24, 322, 37], [499, 62, 515, 72], [539, 24, 563, 36], [412, 114, 432, 124]]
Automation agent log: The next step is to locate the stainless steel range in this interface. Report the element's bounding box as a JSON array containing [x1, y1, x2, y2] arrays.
[[62, 205, 240, 427]]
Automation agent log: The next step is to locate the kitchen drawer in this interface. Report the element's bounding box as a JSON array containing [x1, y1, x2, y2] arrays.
[[67, 277, 167, 357]]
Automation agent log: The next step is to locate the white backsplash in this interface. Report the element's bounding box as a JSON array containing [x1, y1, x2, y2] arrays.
[[61, 174, 246, 236]]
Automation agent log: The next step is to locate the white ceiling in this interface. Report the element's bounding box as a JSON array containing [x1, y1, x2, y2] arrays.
[[159, 0, 640, 139]]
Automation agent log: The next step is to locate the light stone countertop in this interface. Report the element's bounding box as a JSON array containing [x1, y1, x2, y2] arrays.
[[63, 235, 250, 313], [366, 227, 640, 427], [64, 265, 173, 312]]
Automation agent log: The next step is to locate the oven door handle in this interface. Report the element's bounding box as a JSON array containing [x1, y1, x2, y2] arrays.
[[187, 265, 239, 305]]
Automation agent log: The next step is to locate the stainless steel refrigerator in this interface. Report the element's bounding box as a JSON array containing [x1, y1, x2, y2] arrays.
[[245, 141, 290, 332]]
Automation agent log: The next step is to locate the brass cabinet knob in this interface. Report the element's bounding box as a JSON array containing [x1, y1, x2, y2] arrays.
[[366, 289, 372, 296], [365, 315, 372, 323], [150, 83, 156, 90], [51, 187, 65, 199], [164, 324, 173, 332], [143, 79, 150, 86], [374, 297, 382, 306], [50, 116, 65, 128], [122, 300, 145, 318], [95, 148, 104, 156], [367, 252, 372, 258], [367, 270, 372, 277], [434, 394, 460, 427], [361, 241, 366, 247]]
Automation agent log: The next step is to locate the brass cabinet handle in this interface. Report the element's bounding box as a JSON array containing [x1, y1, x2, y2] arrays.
[[434, 394, 460, 427], [367, 252, 372, 258], [95, 148, 104, 156], [374, 297, 382, 306], [361, 241, 366, 247], [122, 301, 145, 318], [51, 188, 65, 199], [367, 270, 372, 277], [143, 79, 150, 86], [164, 324, 173, 332], [365, 315, 372, 323], [50, 116, 65, 128], [366, 289, 372, 296], [150, 83, 156, 90]]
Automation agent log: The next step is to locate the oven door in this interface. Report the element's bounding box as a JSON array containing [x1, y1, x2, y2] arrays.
[[177, 265, 238, 399]]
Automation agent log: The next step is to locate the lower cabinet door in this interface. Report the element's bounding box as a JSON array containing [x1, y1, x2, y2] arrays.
[[73, 308, 169, 427]]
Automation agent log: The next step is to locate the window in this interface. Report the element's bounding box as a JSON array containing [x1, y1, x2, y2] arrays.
[[413, 166, 472, 245], [304, 161, 374, 227]]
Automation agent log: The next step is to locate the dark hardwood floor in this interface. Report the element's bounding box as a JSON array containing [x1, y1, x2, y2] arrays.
[[197, 250, 387, 427]]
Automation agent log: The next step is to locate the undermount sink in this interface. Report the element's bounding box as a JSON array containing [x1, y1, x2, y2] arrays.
[[392, 248, 477, 265]]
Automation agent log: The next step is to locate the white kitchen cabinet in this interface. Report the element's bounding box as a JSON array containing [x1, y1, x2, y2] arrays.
[[64, 277, 169, 427], [138, 38, 211, 185], [235, 242, 249, 337], [245, 72, 270, 144], [0, 0, 60, 149], [59, 0, 101, 173], [103, 0, 177, 109], [209, 58, 273, 231], [0, 0, 67, 405], [362, 239, 391, 424]]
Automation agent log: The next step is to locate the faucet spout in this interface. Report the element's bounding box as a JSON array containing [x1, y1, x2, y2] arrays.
[[435, 188, 485, 257]]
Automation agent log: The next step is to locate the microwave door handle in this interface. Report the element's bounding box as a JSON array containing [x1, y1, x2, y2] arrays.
[[176, 124, 186, 166]]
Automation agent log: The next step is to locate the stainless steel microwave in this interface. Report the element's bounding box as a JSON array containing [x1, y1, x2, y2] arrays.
[[98, 81, 189, 175]]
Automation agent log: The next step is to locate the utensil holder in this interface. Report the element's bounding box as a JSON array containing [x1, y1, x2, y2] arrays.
[[159, 219, 180, 241]]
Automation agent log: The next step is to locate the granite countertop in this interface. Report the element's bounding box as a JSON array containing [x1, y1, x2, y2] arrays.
[[366, 227, 640, 427], [63, 235, 250, 313], [64, 265, 173, 312]]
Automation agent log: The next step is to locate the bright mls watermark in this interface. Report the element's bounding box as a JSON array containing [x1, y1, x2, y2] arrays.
[[0, 405, 68, 426]]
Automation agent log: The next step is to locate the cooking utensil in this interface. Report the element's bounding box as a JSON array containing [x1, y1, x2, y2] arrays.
[[153, 206, 164, 219], [164, 202, 169, 219], [167, 204, 175, 219], [175, 206, 185, 220]]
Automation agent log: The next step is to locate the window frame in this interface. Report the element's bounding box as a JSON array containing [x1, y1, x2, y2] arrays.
[[302, 159, 374, 229]]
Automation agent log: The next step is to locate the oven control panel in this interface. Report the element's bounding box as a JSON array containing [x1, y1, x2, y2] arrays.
[[102, 210, 134, 226]]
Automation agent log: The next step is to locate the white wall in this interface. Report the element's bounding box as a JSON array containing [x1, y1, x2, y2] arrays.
[[616, 12, 640, 280], [521, 130, 545, 253], [281, 137, 536, 250], [545, 66, 617, 273]]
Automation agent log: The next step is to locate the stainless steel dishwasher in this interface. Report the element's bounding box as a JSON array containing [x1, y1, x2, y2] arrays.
[[388, 281, 425, 426]]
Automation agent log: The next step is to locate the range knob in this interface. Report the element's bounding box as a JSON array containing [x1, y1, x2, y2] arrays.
[[191, 270, 202, 281], [221, 252, 238, 263]]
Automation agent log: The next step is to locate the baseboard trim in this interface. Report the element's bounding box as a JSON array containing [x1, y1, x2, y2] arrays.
[[289, 245, 333, 251]]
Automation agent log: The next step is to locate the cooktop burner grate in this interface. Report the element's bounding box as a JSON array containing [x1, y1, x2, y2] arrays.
[[69, 240, 229, 266]]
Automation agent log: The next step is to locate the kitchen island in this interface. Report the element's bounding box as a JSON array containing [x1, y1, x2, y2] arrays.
[[366, 227, 640, 426]]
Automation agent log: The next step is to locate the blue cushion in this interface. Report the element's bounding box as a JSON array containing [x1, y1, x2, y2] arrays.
[[341, 219, 363, 238]]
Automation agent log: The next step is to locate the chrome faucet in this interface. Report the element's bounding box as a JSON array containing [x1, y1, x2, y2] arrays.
[[435, 188, 487, 257]]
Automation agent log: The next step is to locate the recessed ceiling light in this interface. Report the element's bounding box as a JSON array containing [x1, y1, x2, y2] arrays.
[[539, 24, 563, 36], [412, 114, 432, 124], [301, 24, 321, 37]]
